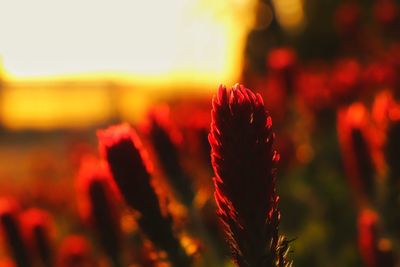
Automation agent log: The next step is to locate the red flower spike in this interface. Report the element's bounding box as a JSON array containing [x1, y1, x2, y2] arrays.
[[337, 104, 376, 205], [266, 47, 297, 95], [97, 124, 159, 215], [370, 92, 400, 242], [358, 209, 379, 267], [76, 158, 122, 267], [370, 91, 398, 174], [358, 209, 396, 267], [209, 84, 292, 267], [97, 123, 191, 267], [20, 209, 54, 267], [0, 199, 32, 267]]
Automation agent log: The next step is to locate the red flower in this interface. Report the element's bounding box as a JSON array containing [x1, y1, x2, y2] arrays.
[[267, 47, 297, 73], [75, 157, 121, 266], [0, 198, 31, 267], [20, 208, 54, 267], [337, 103, 375, 205], [358, 209, 395, 267], [97, 124, 159, 215], [147, 112, 194, 205], [266, 47, 297, 92], [295, 66, 333, 111], [209, 84, 291, 267], [371, 91, 400, 176], [362, 62, 397, 91], [330, 58, 361, 104], [358, 209, 379, 267], [97, 123, 190, 267]]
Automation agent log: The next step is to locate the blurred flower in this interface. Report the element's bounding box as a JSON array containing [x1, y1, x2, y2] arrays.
[[386, 43, 400, 72], [209, 84, 291, 267], [358, 209, 396, 267], [56, 235, 95, 267], [330, 58, 362, 104], [76, 157, 122, 267], [373, 0, 399, 27], [135, 243, 160, 267], [334, 1, 361, 37], [370, 91, 400, 178], [337, 103, 375, 206], [256, 74, 288, 124], [97, 124, 191, 267], [97, 124, 156, 213], [386, 121, 400, 177], [358, 209, 379, 267], [20, 208, 54, 267], [0, 259, 16, 267], [296, 66, 333, 112], [371, 90, 396, 129], [267, 47, 297, 73], [147, 111, 195, 205], [362, 62, 397, 92], [0, 198, 31, 267], [266, 47, 297, 92]]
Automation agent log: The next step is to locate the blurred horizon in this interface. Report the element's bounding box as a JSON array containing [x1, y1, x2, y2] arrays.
[[0, 0, 268, 130]]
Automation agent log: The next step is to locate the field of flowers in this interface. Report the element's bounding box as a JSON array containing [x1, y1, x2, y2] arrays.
[[0, 1, 399, 267]]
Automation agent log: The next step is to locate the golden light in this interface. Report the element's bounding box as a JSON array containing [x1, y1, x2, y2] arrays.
[[0, 0, 255, 85], [1, 83, 114, 129], [272, 0, 305, 32], [0, 0, 257, 129]]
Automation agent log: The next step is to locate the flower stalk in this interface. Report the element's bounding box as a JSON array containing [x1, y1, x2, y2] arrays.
[[209, 84, 291, 267], [98, 124, 191, 267]]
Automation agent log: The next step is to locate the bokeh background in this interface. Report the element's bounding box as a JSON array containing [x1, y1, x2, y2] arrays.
[[0, 0, 399, 266]]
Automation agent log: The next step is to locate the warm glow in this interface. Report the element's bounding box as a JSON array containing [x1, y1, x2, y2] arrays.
[[0, 0, 256, 86], [0, 0, 256, 129], [272, 0, 305, 32], [0, 84, 113, 129]]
